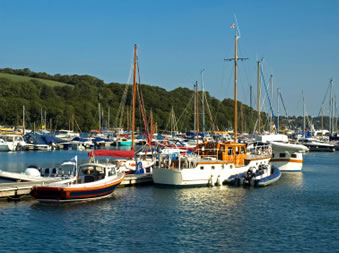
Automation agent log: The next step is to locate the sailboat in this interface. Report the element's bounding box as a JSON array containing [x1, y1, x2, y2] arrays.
[[152, 24, 276, 187], [89, 44, 155, 173], [253, 65, 309, 172]]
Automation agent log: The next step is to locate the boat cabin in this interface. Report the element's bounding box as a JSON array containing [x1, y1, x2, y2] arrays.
[[198, 141, 247, 166], [77, 163, 117, 183]]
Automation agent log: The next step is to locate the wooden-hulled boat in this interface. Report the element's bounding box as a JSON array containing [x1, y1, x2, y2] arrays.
[[152, 141, 272, 187], [31, 162, 124, 203], [153, 24, 277, 187]]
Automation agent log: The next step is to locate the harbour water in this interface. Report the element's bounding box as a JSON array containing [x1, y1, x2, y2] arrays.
[[1, 150, 339, 252]]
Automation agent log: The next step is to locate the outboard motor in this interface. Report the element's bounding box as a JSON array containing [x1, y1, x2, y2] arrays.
[[244, 168, 255, 186]]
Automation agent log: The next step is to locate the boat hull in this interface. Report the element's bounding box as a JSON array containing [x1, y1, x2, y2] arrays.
[[31, 175, 124, 203], [256, 166, 281, 186], [118, 141, 132, 146], [303, 144, 335, 152], [152, 158, 271, 187], [271, 158, 303, 172]]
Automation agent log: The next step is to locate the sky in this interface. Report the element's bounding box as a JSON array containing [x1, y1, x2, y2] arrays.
[[1, 0, 339, 117]]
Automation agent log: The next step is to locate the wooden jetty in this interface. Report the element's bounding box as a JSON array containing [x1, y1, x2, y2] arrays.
[[0, 179, 61, 200], [120, 173, 153, 186], [0, 172, 153, 200]]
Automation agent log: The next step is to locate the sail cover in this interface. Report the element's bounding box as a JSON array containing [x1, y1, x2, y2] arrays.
[[88, 149, 135, 158]]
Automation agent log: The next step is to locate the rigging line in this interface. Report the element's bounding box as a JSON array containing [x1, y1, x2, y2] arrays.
[[116, 63, 133, 127], [176, 94, 195, 132], [206, 98, 219, 131], [279, 91, 288, 117], [237, 43, 252, 92], [200, 94, 218, 132], [161, 93, 195, 133], [163, 109, 173, 133], [317, 82, 330, 117], [136, 58, 150, 138], [215, 61, 234, 127], [260, 65, 278, 133]]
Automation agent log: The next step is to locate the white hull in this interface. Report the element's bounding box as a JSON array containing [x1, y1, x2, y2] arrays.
[[271, 145, 304, 172], [0, 135, 26, 152], [271, 159, 302, 172], [152, 158, 271, 186], [0, 141, 18, 151], [271, 141, 308, 153], [0, 144, 11, 152]]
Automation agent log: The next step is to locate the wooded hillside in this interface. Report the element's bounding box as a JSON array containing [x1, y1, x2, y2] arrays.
[[0, 68, 266, 133]]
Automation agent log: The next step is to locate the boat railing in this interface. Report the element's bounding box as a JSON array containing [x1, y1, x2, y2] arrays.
[[247, 143, 272, 159]]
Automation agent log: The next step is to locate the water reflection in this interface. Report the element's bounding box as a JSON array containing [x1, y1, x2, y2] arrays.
[[280, 172, 304, 190], [1, 151, 339, 252]]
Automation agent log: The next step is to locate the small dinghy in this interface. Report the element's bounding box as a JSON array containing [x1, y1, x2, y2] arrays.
[[243, 165, 281, 187]]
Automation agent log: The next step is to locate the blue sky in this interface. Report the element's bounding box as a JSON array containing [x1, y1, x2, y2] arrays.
[[1, 0, 339, 117]]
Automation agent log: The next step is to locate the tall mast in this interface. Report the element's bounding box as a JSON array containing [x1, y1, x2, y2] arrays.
[[132, 44, 137, 149], [108, 108, 110, 129], [225, 25, 247, 142], [194, 84, 196, 132], [303, 91, 305, 137], [321, 104, 324, 137], [329, 79, 333, 134], [195, 82, 199, 147], [234, 35, 238, 141], [201, 69, 206, 133], [250, 85, 253, 109], [270, 75, 273, 133], [257, 60, 261, 134], [23, 105, 25, 135], [277, 88, 280, 132], [98, 103, 101, 131]]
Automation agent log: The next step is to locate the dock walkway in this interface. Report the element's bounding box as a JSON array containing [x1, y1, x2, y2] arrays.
[[0, 173, 154, 200], [0, 180, 60, 200]]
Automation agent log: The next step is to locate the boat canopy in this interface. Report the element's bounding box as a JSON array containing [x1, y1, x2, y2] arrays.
[[88, 149, 135, 158]]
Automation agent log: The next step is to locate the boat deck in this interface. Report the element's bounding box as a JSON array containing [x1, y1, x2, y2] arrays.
[[120, 173, 153, 186]]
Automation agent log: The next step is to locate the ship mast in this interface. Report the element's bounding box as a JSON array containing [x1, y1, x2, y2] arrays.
[[132, 44, 137, 149], [225, 22, 247, 142], [195, 82, 199, 147]]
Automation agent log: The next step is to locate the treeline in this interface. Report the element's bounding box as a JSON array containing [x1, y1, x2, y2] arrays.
[[0, 68, 267, 133], [0, 67, 105, 87]]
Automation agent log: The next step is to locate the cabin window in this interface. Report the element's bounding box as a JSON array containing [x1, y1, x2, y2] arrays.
[[212, 166, 215, 170], [241, 147, 245, 154], [280, 153, 286, 158], [291, 154, 297, 158], [272, 154, 275, 158], [200, 166, 204, 170], [222, 164, 225, 169], [228, 148, 233, 155], [108, 168, 116, 176]]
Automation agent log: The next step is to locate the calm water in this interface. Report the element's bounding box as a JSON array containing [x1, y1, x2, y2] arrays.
[[1, 150, 339, 252]]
